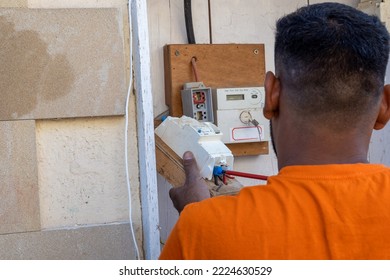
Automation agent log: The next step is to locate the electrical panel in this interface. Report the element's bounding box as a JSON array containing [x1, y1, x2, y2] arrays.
[[154, 115, 233, 180], [181, 82, 214, 123], [212, 87, 270, 144], [164, 44, 268, 156]]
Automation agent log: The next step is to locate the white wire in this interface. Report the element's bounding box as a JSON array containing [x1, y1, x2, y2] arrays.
[[125, 0, 140, 260]]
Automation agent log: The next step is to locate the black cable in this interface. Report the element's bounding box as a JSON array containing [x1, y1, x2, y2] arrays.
[[184, 0, 196, 44]]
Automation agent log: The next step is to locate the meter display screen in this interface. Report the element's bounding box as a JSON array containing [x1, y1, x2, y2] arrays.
[[226, 94, 245, 101]]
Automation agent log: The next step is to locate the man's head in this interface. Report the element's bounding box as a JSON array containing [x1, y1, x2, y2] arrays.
[[264, 3, 390, 167]]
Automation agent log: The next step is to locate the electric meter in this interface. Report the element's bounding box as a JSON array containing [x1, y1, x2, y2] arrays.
[[212, 87, 270, 144]]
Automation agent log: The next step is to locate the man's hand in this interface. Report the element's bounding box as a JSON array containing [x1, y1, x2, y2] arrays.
[[169, 151, 211, 213]]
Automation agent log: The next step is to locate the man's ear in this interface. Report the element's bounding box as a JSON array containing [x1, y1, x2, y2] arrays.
[[374, 84, 390, 130], [263, 71, 281, 120]]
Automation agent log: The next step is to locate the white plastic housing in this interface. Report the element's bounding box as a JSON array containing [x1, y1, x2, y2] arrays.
[[155, 116, 234, 180], [212, 87, 270, 144]]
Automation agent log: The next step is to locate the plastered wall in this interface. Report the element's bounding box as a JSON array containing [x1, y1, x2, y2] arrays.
[[0, 0, 142, 259], [149, 0, 390, 245]]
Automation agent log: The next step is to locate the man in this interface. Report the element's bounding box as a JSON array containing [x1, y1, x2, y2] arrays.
[[159, 2, 390, 259]]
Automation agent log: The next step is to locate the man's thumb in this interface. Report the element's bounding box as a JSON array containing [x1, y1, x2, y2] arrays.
[[183, 151, 201, 183]]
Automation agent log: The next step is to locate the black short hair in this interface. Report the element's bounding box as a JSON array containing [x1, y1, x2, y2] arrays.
[[275, 3, 390, 129]]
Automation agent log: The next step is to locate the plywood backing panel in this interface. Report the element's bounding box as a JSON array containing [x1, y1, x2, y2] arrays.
[[164, 44, 265, 114]]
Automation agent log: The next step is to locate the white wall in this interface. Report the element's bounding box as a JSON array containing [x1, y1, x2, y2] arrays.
[[149, 0, 390, 245]]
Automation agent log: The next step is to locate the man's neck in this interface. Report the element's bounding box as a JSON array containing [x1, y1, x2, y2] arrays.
[[276, 129, 371, 170]]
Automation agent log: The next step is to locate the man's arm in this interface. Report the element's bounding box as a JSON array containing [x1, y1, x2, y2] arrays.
[[169, 151, 211, 213]]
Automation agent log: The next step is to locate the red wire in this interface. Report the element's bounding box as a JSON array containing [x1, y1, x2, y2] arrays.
[[225, 170, 268, 181]]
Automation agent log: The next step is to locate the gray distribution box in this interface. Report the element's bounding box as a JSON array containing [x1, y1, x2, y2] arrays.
[[181, 82, 214, 123]]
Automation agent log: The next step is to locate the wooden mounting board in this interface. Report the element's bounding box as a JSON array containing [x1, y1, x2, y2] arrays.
[[164, 44, 266, 113], [163, 44, 269, 156], [155, 134, 243, 197]]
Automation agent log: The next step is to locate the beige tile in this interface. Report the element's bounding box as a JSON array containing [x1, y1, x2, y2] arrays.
[[28, 0, 124, 8], [36, 117, 133, 229], [0, 1, 27, 8], [0, 120, 40, 234], [0, 8, 126, 121], [0, 223, 137, 259]]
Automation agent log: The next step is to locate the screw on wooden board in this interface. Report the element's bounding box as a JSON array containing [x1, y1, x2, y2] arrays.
[[253, 49, 259, 55], [175, 50, 180, 56]]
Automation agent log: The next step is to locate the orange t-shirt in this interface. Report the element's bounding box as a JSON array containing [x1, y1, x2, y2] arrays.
[[159, 164, 390, 260]]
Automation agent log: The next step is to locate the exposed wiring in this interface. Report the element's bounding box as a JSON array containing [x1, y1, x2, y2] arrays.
[[191, 57, 200, 82], [225, 170, 268, 181], [125, 0, 141, 260], [213, 166, 269, 182], [184, 0, 196, 44], [225, 174, 235, 179]]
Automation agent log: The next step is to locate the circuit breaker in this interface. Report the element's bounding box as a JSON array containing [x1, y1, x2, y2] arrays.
[[181, 82, 214, 122], [212, 87, 270, 144], [154, 115, 233, 180]]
